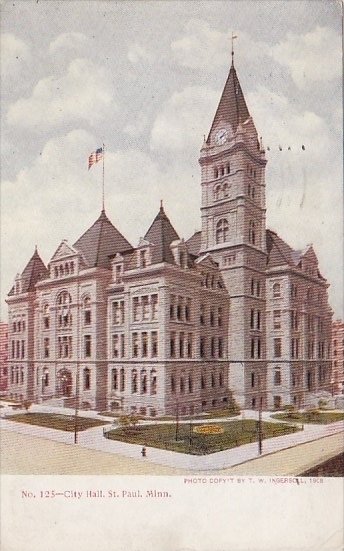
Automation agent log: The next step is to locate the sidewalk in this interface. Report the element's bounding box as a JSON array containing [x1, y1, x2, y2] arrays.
[[1, 408, 343, 472]]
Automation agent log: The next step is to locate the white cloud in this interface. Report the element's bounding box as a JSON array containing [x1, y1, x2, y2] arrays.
[[7, 58, 116, 128], [127, 43, 152, 64], [271, 26, 341, 89], [49, 32, 87, 54], [151, 85, 219, 151], [171, 20, 269, 69], [123, 113, 148, 137], [0, 33, 30, 75]]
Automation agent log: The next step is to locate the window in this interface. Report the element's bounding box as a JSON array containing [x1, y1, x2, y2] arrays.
[[43, 304, 50, 329], [140, 250, 147, 268], [141, 332, 148, 357], [214, 168, 219, 179], [250, 309, 254, 329], [150, 369, 157, 395], [249, 221, 256, 245], [201, 372, 206, 389], [140, 370, 147, 394], [43, 368, 49, 387], [185, 299, 191, 322], [113, 301, 124, 325], [273, 282, 281, 298], [180, 376, 185, 394], [211, 373, 216, 387], [274, 368, 281, 386], [133, 297, 140, 322], [200, 336, 206, 358], [218, 307, 223, 327], [177, 297, 183, 321], [187, 333, 193, 358], [218, 337, 224, 358], [131, 370, 138, 394], [179, 332, 184, 358], [257, 311, 261, 330], [120, 334, 125, 358], [223, 183, 229, 197], [83, 297, 91, 325], [211, 337, 216, 357], [142, 296, 149, 321], [273, 310, 281, 330], [151, 331, 158, 357], [257, 338, 261, 358], [274, 338, 282, 358], [171, 374, 176, 393], [170, 295, 175, 320], [84, 335, 91, 358], [120, 368, 125, 392], [115, 264, 122, 284], [112, 334, 119, 358], [226, 163, 230, 174], [170, 332, 176, 358], [151, 294, 158, 320], [291, 310, 298, 330], [210, 310, 215, 327], [44, 337, 49, 358], [251, 372, 255, 388], [21, 340, 25, 359], [200, 304, 205, 325], [291, 338, 299, 359], [216, 219, 229, 244], [112, 369, 118, 390], [219, 371, 224, 387], [251, 338, 255, 359], [83, 368, 91, 390], [291, 284, 298, 298], [132, 333, 139, 357]]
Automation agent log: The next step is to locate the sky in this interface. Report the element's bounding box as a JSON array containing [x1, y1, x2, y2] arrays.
[[1, 0, 343, 319]]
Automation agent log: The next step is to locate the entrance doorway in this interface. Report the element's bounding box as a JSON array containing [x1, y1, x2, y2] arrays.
[[57, 369, 72, 397]]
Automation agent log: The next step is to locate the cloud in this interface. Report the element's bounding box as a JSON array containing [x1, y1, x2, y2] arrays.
[[171, 20, 269, 70], [123, 113, 148, 137], [271, 26, 341, 89], [0, 33, 30, 75], [6, 58, 116, 128], [127, 43, 152, 64], [151, 85, 219, 152], [49, 32, 87, 55]]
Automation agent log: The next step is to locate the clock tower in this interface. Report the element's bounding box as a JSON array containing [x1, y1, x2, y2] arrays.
[[199, 57, 268, 408]]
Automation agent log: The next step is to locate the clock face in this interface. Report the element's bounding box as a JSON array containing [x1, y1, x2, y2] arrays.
[[215, 128, 228, 145]]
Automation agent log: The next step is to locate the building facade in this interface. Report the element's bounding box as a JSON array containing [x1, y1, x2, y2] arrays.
[[0, 322, 8, 393], [332, 320, 344, 395], [6, 56, 333, 413]]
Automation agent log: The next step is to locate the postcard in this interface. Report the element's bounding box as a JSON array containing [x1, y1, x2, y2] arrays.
[[0, 1, 343, 550]]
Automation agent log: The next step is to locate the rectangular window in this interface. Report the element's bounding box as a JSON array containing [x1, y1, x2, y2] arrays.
[[251, 338, 255, 359], [16, 340, 20, 359], [218, 307, 223, 327], [218, 337, 223, 358], [151, 294, 158, 320], [142, 296, 149, 321], [120, 334, 125, 358], [151, 331, 158, 357], [257, 311, 261, 330], [170, 295, 175, 320], [141, 332, 148, 357], [177, 297, 183, 321], [133, 297, 140, 322], [140, 250, 147, 268], [273, 310, 281, 330], [179, 332, 184, 358], [113, 302, 121, 325], [112, 369, 118, 391], [44, 337, 49, 358], [84, 310, 91, 325], [84, 335, 91, 358], [200, 336, 206, 358], [257, 338, 261, 359], [112, 334, 119, 358], [211, 336, 216, 357], [274, 338, 282, 358], [170, 332, 176, 358], [274, 369, 281, 386], [185, 299, 191, 322], [11, 340, 15, 359], [250, 309, 254, 329], [210, 310, 215, 327], [187, 333, 193, 358], [251, 372, 255, 388], [200, 305, 205, 325], [115, 264, 122, 284], [132, 333, 139, 358], [120, 301, 125, 324]]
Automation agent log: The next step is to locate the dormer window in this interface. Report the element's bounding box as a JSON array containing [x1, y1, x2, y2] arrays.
[[140, 249, 147, 268], [115, 264, 122, 284]]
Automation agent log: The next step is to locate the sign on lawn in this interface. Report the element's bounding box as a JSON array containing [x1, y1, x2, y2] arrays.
[[193, 424, 224, 435]]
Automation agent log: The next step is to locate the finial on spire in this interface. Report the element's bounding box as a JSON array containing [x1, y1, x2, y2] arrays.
[[160, 199, 164, 212], [231, 32, 238, 66], [34, 244, 38, 254]]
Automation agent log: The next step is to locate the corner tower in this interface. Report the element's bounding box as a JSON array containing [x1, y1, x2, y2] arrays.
[[199, 57, 267, 408]]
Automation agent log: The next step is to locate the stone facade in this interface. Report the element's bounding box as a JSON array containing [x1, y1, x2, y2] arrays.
[[5, 57, 333, 412], [332, 320, 344, 395], [0, 322, 8, 393]]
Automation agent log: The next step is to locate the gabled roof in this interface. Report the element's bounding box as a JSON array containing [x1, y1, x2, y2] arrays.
[[207, 63, 250, 143], [73, 210, 132, 269], [50, 240, 79, 262], [143, 204, 180, 264], [266, 229, 297, 268], [186, 231, 202, 257], [8, 248, 48, 295]]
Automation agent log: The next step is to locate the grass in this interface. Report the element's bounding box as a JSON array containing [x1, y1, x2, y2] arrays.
[[271, 411, 344, 425], [7, 413, 110, 432], [105, 419, 299, 455], [97, 408, 240, 421]]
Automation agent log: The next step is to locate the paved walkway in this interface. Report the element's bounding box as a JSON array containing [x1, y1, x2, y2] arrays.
[[1, 403, 343, 472]]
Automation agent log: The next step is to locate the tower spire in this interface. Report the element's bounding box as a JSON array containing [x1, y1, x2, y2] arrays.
[[231, 32, 237, 66]]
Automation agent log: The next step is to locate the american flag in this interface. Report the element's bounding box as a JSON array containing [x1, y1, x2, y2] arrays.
[[88, 147, 103, 170]]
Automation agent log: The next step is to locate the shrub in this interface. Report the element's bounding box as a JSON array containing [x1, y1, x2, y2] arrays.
[[22, 400, 32, 412]]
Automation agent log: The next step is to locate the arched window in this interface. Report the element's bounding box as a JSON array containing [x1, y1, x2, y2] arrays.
[[83, 296, 91, 326], [131, 369, 137, 394], [83, 368, 91, 390], [221, 166, 225, 176], [249, 220, 256, 245], [43, 304, 50, 329], [216, 219, 229, 244], [141, 369, 147, 394], [214, 168, 219, 179], [65, 263, 70, 275], [223, 183, 229, 197], [273, 282, 281, 298], [214, 185, 221, 200], [54, 267, 58, 278], [150, 369, 157, 395]]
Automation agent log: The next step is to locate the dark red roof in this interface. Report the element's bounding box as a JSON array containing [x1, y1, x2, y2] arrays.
[[207, 63, 250, 143], [73, 210, 132, 269], [186, 231, 202, 257], [8, 248, 48, 295]]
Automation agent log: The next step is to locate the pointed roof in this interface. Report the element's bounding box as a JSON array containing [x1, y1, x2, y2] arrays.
[[73, 210, 132, 269], [186, 231, 202, 257], [143, 203, 180, 264], [207, 63, 250, 143], [266, 230, 296, 268], [9, 247, 48, 295]]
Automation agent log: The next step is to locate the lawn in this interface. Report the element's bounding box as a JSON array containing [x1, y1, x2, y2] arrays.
[[7, 413, 109, 432], [271, 411, 344, 425], [105, 420, 299, 455]]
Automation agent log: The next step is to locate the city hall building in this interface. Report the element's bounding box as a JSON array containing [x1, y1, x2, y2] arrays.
[[6, 58, 333, 415]]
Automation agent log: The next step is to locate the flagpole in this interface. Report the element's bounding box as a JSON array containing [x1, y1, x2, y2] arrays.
[[102, 143, 105, 212]]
